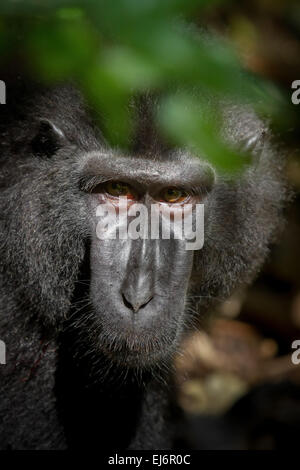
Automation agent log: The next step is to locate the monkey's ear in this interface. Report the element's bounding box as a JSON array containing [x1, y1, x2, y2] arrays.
[[31, 118, 67, 158]]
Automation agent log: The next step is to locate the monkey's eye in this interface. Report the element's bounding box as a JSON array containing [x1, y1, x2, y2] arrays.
[[104, 181, 136, 200], [160, 188, 189, 204]]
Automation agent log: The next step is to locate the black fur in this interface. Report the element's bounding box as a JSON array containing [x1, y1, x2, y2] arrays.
[[0, 80, 286, 449]]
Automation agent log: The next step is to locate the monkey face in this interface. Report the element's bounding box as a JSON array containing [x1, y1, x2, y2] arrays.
[[1, 85, 282, 375], [76, 150, 215, 368]]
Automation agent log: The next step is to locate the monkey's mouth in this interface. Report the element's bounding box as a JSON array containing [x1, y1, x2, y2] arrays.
[[96, 328, 178, 368]]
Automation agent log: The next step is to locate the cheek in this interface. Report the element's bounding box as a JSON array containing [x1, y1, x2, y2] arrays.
[[90, 238, 130, 280]]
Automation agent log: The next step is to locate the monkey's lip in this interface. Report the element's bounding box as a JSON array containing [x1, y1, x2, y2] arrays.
[[101, 346, 174, 368], [97, 331, 177, 367]]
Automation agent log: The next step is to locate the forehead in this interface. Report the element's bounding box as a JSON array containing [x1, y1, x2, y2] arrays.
[[80, 150, 215, 188]]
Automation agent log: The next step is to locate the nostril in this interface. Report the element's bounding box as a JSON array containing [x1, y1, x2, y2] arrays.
[[139, 296, 153, 310], [122, 293, 153, 313], [122, 293, 133, 310]]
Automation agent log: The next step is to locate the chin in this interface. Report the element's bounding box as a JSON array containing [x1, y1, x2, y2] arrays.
[[95, 327, 179, 369]]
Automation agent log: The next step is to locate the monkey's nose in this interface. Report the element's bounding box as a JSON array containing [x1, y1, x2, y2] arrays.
[[121, 292, 153, 313], [121, 239, 155, 313], [122, 293, 153, 313]]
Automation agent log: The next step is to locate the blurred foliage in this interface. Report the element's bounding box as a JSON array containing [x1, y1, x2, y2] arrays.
[[0, 0, 295, 172]]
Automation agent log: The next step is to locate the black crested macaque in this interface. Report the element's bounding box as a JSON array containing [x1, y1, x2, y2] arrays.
[[0, 82, 286, 449]]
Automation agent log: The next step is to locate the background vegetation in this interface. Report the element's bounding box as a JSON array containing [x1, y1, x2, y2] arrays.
[[0, 0, 296, 171]]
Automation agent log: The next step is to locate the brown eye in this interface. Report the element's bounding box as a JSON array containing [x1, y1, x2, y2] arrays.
[[160, 188, 189, 204], [105, 181, 136, 200]]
